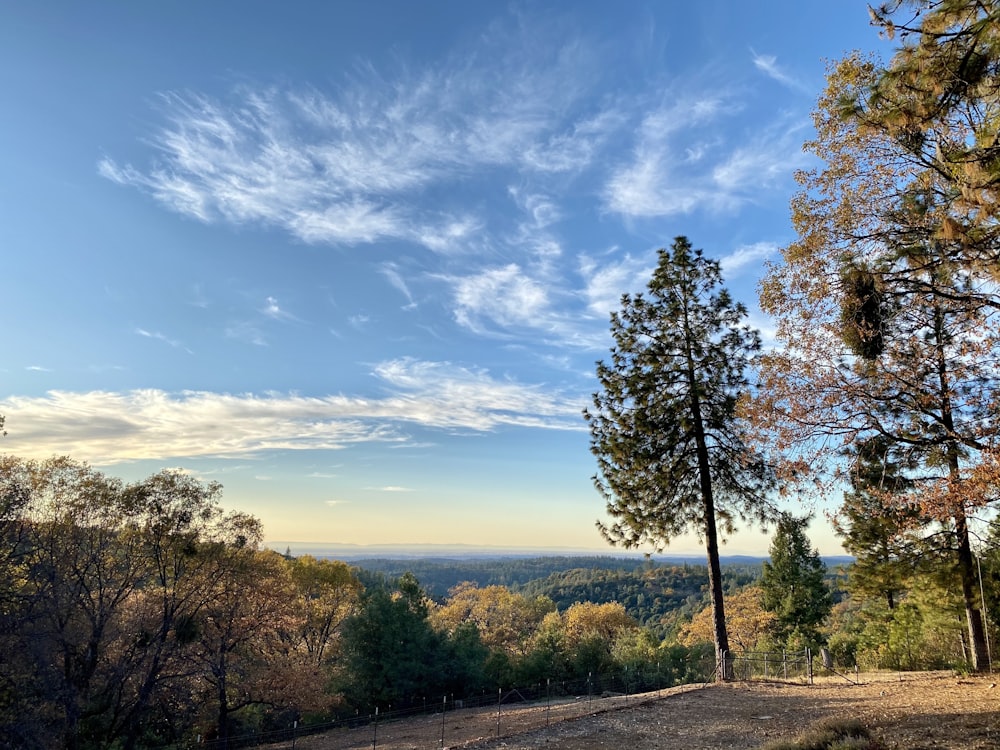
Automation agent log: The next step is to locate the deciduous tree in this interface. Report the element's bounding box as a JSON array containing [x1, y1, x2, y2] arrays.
[[755, 34, 1000, 669], [677, 586, 776, 652], [0, 457, 264, 749], [430, 583, 554, 656], [290, 555, 362, 667]]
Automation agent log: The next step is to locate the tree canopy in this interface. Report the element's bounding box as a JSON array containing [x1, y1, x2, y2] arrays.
[[754, 2, 1000, 671], [586, 236, 775, 677], [760, 515, 833, 651]]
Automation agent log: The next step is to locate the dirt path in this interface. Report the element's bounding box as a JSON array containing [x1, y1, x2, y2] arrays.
[[289, 672, 999, 750]]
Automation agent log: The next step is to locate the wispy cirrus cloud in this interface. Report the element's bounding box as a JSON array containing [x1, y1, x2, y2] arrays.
[[711, 119, 811, 194], [379, 263, 417, 309], [578, 251, 652, 318], [602, 96, 742, 217], [602, 87, 809, 218], [98, 21, 616, 253], [135, 327, 192, 353], [0, 358, 585, 465], [751, 50, 811, 94], [225, 321, 268, 346], [447, 264, 551, 335], [261, 296, 300, 322], [720, 241, 779, 277]]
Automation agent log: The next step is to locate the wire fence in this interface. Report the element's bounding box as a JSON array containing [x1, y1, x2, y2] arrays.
[[178, 648, 861, 749], [724, 647, 814, 683], [191, 651, 719, 750]]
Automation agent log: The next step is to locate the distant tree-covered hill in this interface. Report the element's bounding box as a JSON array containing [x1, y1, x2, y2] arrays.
[[348, 556, 655, 598], [348, 556, 764, 638], [514, 562, 762, 636]]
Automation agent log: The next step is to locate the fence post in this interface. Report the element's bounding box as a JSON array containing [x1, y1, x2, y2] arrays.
[[783, 650, 788, 680], [440, 695, 446, 749], [372, 707, 378, 750], [546, 678, 551, 728], [807, 648, 813, 685], [496, 688, 502, 738]]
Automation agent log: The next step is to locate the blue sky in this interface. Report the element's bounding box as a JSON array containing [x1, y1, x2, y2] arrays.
[[1, 2, 890, 556]]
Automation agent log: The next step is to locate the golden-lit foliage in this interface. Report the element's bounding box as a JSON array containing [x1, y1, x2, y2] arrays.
[[429, 582, 555, 655], [290, 555, 363, 666], [561, 601, 637, 647], [0, 456, 363, 746], [677, 587, 776, 652]]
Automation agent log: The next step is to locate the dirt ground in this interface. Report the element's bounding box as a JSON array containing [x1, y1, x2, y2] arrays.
[[290, 671, 999, 750]]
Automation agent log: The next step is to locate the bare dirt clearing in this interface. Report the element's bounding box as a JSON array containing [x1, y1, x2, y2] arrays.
[[290, 672, 999, 750]]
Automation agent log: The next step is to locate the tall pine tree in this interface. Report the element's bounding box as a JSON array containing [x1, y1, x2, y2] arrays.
[[760, 515, 833, 651], [585, 236, 775, 679], [834, 436, 924, 611]]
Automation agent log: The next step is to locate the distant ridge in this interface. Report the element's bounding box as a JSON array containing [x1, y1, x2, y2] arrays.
[[267, 541, 852, 566]]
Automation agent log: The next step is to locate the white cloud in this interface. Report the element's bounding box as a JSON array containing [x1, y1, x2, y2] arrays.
[[578, 252, 653, 318], [225, 322, 268, 346], [711, 131, 808, 193], [261, 296, 299, 321], [450, 264, 550, 333], [371, 358, 587, 429], [25, 365, 52, 372], [98, 25, 619, 254], [0, 359, 585, 464], [136, 327, 191, 352], [603, 97, 745, 217], [602, 87, 811, 219], [366, 485, 415, 492], [719, 242, 778, 276], [751, 50, 810, 94], [379, 263, 416, 308]]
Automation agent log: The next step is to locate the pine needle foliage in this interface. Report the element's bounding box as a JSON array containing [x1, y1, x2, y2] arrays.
[[585, 236, 776, 674]]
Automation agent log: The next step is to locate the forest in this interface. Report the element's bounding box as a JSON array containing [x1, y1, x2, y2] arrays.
[[5, 1, 1000, 747], [1, 453, 997, 748]]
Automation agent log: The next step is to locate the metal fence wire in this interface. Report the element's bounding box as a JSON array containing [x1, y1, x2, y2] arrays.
[[724, 648, 814, 683], [191, 651, 720, 750]]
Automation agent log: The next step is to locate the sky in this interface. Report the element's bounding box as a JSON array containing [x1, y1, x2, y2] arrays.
[[1, 1, 893, 557]]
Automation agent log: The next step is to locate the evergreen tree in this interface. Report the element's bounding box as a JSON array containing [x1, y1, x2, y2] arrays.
[[834, 436, 924, 611], [585, 236, 775, 679], [339, 573, 447, 711], [760, 515, 833, 650]]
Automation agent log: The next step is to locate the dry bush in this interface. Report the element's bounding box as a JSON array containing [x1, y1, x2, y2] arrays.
[[762, 717, 883, 750]]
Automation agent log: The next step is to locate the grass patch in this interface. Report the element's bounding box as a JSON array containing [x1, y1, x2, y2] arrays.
[[761, 717, 883, 750]]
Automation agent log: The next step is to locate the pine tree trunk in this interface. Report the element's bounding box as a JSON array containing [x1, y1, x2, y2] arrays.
[[686, 354, 730, 679], [703, 500, 731, 680], [955, 507, 990, 671]]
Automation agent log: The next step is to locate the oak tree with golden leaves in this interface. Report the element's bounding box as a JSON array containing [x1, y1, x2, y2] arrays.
[[755, 1, 1000, 670]]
